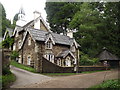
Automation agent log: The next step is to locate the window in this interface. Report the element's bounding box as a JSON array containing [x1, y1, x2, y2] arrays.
[[28, 37, 31, 45], [45, 42, 52, 49], [13, 43, 16, 50], [35, 43, 38, 52], [45, 54, 54, 63], [18, 40, 21, 49], [18, 55, 22, 63], [65, 57, 71, 66], [27, 56, 31, 65]]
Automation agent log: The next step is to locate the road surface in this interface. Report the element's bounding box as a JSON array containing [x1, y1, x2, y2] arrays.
[[10, 66, 119, 88], [10, 66, 52, 88]]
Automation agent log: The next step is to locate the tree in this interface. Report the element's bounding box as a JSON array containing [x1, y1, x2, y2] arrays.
[[45, 2, 81, 34], [13, 13, 19, 22], [0, 3, 16, 37], [69, 3, 104, 57]]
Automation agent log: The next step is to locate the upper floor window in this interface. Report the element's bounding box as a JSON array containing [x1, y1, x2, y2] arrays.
[[28, 37, 31, 45], [13, 43, 16, 50], [45, 41, 52, 49]]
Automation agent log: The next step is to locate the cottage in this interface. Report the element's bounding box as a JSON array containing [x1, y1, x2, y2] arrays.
[[10, 7, 80, 73], [97, 47, 120, 67]]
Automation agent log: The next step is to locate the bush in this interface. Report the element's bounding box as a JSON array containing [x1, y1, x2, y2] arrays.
[[2, 73, 16, 88], [2, 66, 11, 75], [89, 79, 120, 89], [80, 52, 99, 66], [10, 51, 19, 61], [2, 36, 14, 48]]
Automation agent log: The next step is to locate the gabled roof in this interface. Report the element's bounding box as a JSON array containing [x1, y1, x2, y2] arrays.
[[56, 50, 75, 59], [98, 49, 120, 61], [28, 28, 76, 46], [3, 28, 13, 40]]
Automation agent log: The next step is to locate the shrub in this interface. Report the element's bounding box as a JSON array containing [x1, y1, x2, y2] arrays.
[[90, 79, 120, 89], [2, 66, 11, 75], [80, 52, 99, 66], [2, 36, 14, 48], [10, 51, 19, 61], [2, 73, 16, 88]]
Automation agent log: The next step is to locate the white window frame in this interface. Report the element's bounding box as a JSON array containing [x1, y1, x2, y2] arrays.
[[27, 55, 31, 65], [35, 43, 38, 52], [18, 55, 22, 63], [45, 41, 52, 49], [13, 43, 16, 50], [65, 57, 71, 67]]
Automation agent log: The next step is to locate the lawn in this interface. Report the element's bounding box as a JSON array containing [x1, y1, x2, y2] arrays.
[[42, 70, 109, 76], [88, 79, 120, 89], [11, 60, 36, 73]]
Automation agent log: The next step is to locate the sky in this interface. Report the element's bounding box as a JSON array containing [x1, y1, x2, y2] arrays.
[[0, 0, 47, 22]]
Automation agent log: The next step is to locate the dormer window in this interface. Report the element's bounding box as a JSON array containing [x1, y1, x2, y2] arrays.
[[45, 41, 52, 49], [18, 40, 21, 49], [28, 37, 31, 45]]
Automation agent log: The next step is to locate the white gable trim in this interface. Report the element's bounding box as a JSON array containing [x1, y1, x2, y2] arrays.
[[63, 51, 76, 59], [3, 30, 8, 41], [45, 33, 55, 45], [19, 30, 36, 50], [71, 39, 79, 48]]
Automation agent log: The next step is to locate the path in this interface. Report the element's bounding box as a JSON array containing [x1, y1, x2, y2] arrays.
[[10, 66, 119, 88], [10, 66, 52, 88]]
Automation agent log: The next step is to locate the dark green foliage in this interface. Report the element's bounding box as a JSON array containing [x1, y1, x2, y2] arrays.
[[2, 66, 11, 75], [11, 60, 36, 73], [13, 13, 19, 22], [2, 73, 16, 88], [45, 2, 120, 58], [45, 2, 81, 34], [2, 36, 14, 48], [80, 52, 99, 66], [10, 51, 19, 61], [0, 3, 16, 37], [89, 79, 120, 89]]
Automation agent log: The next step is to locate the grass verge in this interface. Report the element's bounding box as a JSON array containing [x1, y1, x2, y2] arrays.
[[42, 70, 109, 76], [11, 60, 36, 73], [88, 79, 120, 89], [2, 73, 16, 88]]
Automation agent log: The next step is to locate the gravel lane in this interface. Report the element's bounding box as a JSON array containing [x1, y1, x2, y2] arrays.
[[10, 66, 119, 88], [23, 69, 119, 88], [10, 66, 52, 88]]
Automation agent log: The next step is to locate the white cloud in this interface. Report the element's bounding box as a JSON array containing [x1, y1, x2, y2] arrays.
[[0, 0, 47, 22]]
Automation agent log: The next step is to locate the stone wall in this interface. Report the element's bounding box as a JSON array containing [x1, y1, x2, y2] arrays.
[[42, 57, 109, 73], [21, 34, 36, 67], [14, 31, 24, 51], [40, 20, 49, 31]]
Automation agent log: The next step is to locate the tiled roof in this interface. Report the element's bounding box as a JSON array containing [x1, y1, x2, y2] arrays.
[[98, 49, 120, 61], [28, 28, 74, 46], [56, 50, 75, 59]]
